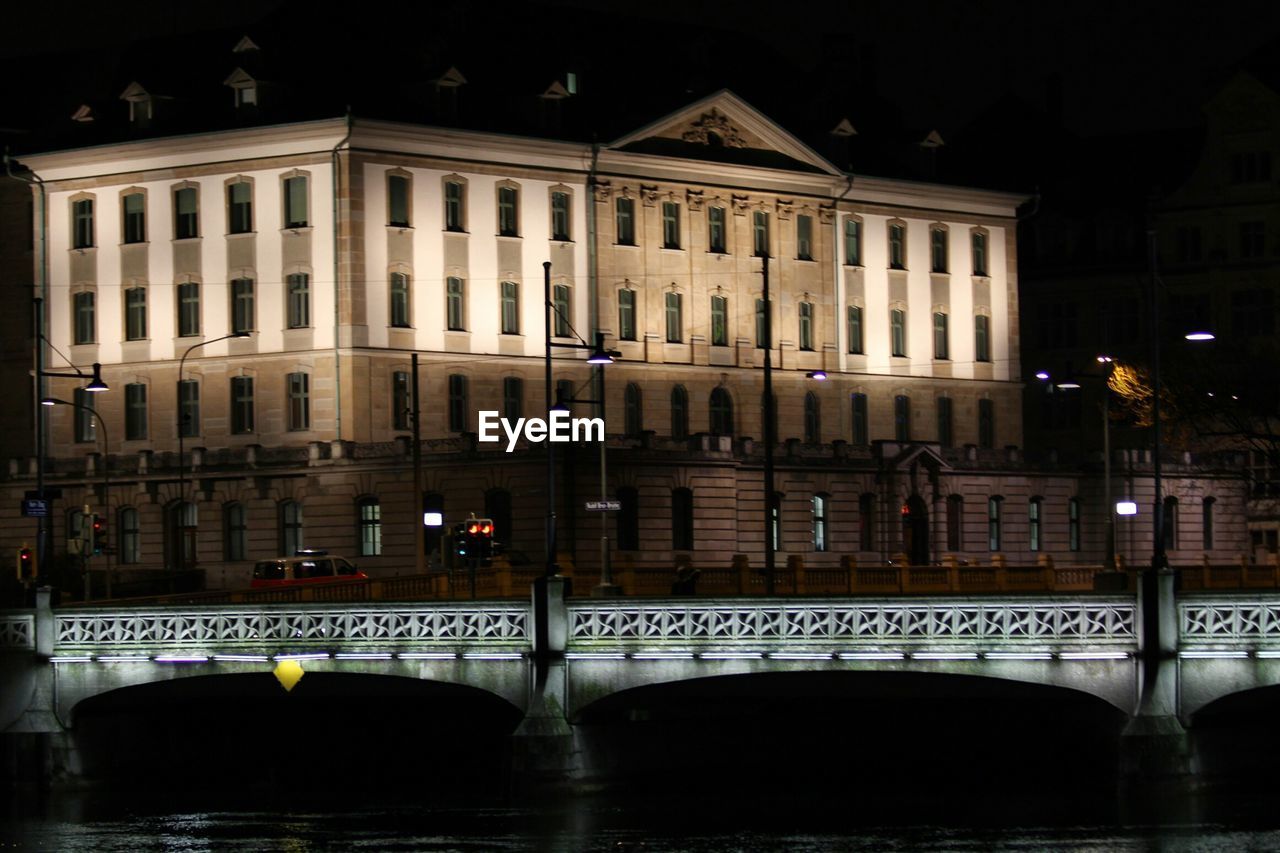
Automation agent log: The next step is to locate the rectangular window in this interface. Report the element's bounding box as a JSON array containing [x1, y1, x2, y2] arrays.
[[443, 276, 465, 331], [74, 292, 95, 344], [988, 498, 1002, 551], [1029, 500, 1042, 552], [448, 374, 467, 432], [179, 379, 199, 438], [392, 372, 411, 431], [231, 278, 255, 333], [177, 281, 200, 337], [73, 199, 94, 248], [123, 193, 146, 244], [975, 315, 991, 363], [287, 373, 310, 431], [444, 180, 464, 231], [73, 388, 95, 443], [753, 211, 769, 257], [798, 302, 813, 350], [812, 494, 828, 552], [1069, 498, 1080, 552], [283, 176, 308, 228], [1231, 289, 1275, 337], [125, 288, 147, 341], [287, 273, 310, 328], [618, 289, 636, 340], [228, 182, 253, 234], [937, 396, 953, 447], [847, 305, 863, 354], [174, 187, 198, 239], [978, 399, 995, 449], [972, 231, 988, 275], [710, 295, 728, 346], [662, 201, 680, 249], [852, 393, 868, 445], [553, 284, 572, 337], [231, 376, 255, 434], [391, 272, 411, 328], [1241, 221, 1265, 259], [796, 214, 813, 260], [708, 206, 726, 252], [888, 223, 905, 269], [844, 219, 861, 266], [894, 395, 910, 441], [501, 281, 519, 334], [498, 186, 518, 236], [388, 174, 411, 227], [125, 383, 147, 441], [930, 228, 948, 273], [503, 376, 523, 421], [890, 308, 906, 357], [933, 311, 949, 359], [665, 292, 682, 342], [551, 191, 570, 241], [616, 197, 635, 245]]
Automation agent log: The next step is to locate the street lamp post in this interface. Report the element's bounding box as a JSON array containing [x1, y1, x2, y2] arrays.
[[176, 332, 249, 568], [761, 254, 776, 595], [42, 396, 110, 598]]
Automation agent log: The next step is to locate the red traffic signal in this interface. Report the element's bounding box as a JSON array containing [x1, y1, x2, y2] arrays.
[[16, 546, 36, 581]]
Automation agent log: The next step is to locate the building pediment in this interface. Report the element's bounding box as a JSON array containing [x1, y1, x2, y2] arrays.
[[876, 441, 951, 472], [608, 89, 841, 176]]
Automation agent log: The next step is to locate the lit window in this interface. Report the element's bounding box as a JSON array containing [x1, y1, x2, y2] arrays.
[[553, 284, 572, 337], [753, 211, 769, 257], [125, 287, 147, 341], [930, 227, 948, 273], [796, 214, 813, 260], [975, 315, 991, 363], [390, 272, 411, 328], [228, 182, 253, 234], [665, 292, 682, 342], [798, 301, 814, 351], [444, 180, 464, 231], [122, 193, 146, 244], [287, 273, 310, 328], [891, 308, 906, 357], [618, 289, 636, 340], [358, 498, 382, 556], [616, 197, 635, 245], [711, 295, 728, 346], [708, 206, 726, 252], [551, 191, 570, 241], [933, 311, 949, 360], [445, 276, 465, 331], [283, 175, 308, 228], [73, 292, 96, 344], [844, 219, 861, 265], [847, 305, 863, 354], [662, 202, 680, 249], [231, 278, 255, 334], [812, 493, 829, 552], [73, 199, 95, 249], [498, 186, 519, 236], [177, 281, 200, 337], [501, 281, 519, 334], [888, 223, 905, 269]]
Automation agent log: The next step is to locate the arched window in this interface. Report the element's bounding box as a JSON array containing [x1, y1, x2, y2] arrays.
[[988, 496, 1003, 551], [672, 487, 694, 551], [624, 383, 643, 437], [223, 502, 246, 561], [279, 500, 303, 556], [1163, 496, 1179, 551], [485, 488, 513, 551], [1203, 497, 1216, 550], [946, 495, 963, 552], [119, 507, 141, 565], [804, 392, 820, 444], [710, 387, 733, 437], [812, 493, 829, 552], [357, 497, 381, 556], [1029, 497, 1043, 552], [671, 385, 689, 441], [617, 486, 639, 551]]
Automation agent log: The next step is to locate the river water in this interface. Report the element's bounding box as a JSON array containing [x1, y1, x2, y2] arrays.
[[7, 787, 1280, 852]]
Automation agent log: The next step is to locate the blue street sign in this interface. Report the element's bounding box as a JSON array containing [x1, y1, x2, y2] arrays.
[[21, 499, 49, 518]]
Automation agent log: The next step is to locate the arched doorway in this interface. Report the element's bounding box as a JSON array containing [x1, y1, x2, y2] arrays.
[[902, 495, 929, 566]]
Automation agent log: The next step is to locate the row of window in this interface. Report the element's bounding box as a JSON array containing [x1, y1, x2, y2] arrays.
[[71, 372, 311, 443], [92, 488, 1219, 568], [72, 275, 313, 344], [71, 175, 310, 249]]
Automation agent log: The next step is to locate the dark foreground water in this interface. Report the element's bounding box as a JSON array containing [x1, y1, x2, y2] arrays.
[[7, 788, 1280, 852]]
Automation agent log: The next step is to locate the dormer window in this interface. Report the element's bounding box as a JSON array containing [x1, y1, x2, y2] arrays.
[[224, 68, 260, 110], [236, 85, 257, 108], [120, 82, 156, 129]]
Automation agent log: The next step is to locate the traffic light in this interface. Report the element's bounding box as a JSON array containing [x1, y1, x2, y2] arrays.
[[452, 522, 470, 559], [91, 514, 107, 556], [16, 546, 36, 582], [466, 518, 495, 560]]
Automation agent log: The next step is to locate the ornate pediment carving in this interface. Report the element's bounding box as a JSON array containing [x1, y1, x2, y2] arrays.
[[680, 108, 748, 148]]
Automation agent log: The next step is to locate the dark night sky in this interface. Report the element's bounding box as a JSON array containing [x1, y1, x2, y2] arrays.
[[3, 0, 1280, 138]]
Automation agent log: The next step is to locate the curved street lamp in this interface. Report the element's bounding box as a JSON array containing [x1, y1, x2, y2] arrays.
[[176, 332, 250, 568], [42, 396, 111, 598]]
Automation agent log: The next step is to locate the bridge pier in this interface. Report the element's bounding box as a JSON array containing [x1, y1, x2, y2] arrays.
[[509, 576, 585, 797]]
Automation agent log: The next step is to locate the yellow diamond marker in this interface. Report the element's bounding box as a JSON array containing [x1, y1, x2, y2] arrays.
[[273, 659, 305, 692]]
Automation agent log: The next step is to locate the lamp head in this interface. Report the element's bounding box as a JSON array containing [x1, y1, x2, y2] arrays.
[[806, 370, 828, 381], [84, 362, 109, 393], [1034, 371, 1050, 381], [1185, 331, 1215, 342]]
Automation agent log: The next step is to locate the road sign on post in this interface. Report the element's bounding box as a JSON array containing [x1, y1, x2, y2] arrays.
[[585, 500, 621, 512]]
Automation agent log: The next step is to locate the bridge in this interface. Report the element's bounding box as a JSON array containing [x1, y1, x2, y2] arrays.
[[3, 586, 1280, 788]]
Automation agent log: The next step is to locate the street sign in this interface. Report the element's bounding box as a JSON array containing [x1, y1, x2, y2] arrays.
[[21, 499, 49, 518], [585, 500, 621, 512]]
